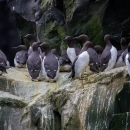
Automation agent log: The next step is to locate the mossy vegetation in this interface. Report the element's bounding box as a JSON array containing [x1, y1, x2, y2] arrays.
[[40, 0, 52, 11], [39, 21, 66, 53], [110, 113, 130, 130], [14, 13, 36, 48], [64, 0, 81, 22], [85, 16, 104, 46], [15, 0, 108, 52]]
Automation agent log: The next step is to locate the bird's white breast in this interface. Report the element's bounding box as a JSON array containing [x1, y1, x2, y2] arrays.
[[74, 51, 89, 78], [14, 58, 26, 68], [67, 47, 76, 63], [42, 56, 59, 82], [125, 54, 130, 76], [105, 46, 117, 71], [114, 52, 125, 68]]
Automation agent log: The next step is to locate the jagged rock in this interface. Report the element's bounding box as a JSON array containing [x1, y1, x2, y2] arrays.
[[110, 112, 130, 130], [114, 82, 130, 114], [0, 66, 128, 129], [0, 1, 20, 66], [109, 81, 130, 130], [6, 0, 130, 51]]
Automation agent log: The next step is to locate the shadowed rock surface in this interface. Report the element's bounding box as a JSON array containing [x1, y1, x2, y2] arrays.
[[0, 0, 20, 66], [5, 0, 130, 51], [110, 82, 130, 130]]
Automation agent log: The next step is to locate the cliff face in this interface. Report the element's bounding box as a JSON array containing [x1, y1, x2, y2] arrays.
[[0, 66, 128, 130], [6, 0, 130, 50]]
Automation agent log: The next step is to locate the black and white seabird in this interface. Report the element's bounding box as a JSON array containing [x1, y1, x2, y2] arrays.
[[0, 50, 8, 75], [87, 47, 99, 73], [94, 45, 103, 60], [64, 36, 81, 63], [39, 42, 60, 82], [0, 50, 10, 68], [24, 34, 36, 56], [114, 38, 128, 68], [125, 43, 130, 78], [59, 50, 72, 72], [100, 34, 117, 71], [26, 42, 43, 81], [69, 41, 91, 79], [12, 45, 28, 68], [74, 35, 99, 72]]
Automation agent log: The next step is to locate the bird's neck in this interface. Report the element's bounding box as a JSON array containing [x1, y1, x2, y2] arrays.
[[68, 41, 74, 47], [106, 40, 111, 46], [121, 45, 127, 50], [30, 40, 35, 46]]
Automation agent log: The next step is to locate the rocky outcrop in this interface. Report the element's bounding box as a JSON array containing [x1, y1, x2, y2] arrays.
[[1, 0, 130, 64], [6, 0, 130, 51], [110, 82, 130, 129], [0, 66, 128, 130]]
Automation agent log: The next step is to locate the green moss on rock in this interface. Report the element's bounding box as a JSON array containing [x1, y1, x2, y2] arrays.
[[39, 21, 66, 52], [110, 113, 130, 130], [40, 0, 52, 11], [86, 16, 103, 46]]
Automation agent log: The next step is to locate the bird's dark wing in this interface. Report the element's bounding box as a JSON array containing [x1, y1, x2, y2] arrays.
[[122, 49, 128, 61], [117, 50, 123, 61], [75, 47, 81, 56], [100, 49, 111, 64], [87, 48, 99, 72], [69, 56, 79, 78]]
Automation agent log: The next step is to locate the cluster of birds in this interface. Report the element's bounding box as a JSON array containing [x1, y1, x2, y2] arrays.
[[0, 33, 130, 82]]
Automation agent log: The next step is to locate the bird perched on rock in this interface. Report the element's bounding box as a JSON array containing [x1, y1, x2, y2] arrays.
[[0, 50, 10, 68], [59, 50, 72, 72], [74, 34, 99, 72], [122, 37, 130, 63], [0, 64, 7, 75], [114, 38, 128, 68], [24, 34, 36, 56], [26, 42, 43, 81], [125, 43, 130, 79], [64, 36, 81, 63], [87, 46, 99, 73], [12, 45, 28, 68], [39, 42, 60, 82], [100, 34, 117, 71], [0, 50, 9, 75], [69, 41, 91, 79], [94, 45, 103, 61]]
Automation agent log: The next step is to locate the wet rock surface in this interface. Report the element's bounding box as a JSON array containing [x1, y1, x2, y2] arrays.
[[0, 66, 128, 129], [110, 82, 130, 130]]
